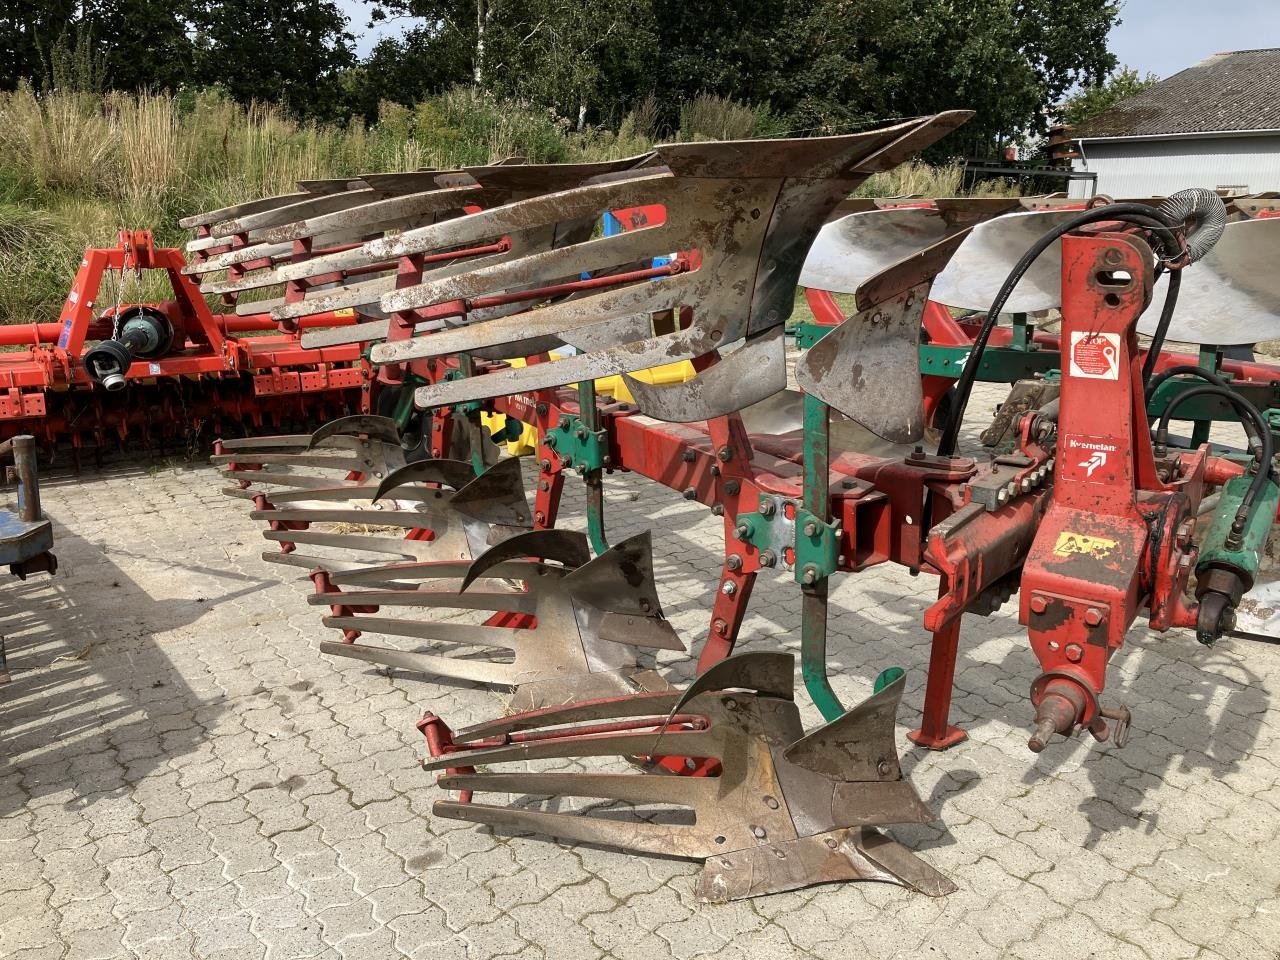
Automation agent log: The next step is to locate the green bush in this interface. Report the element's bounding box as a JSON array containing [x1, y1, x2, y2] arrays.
[[0, 84, 1016, 324]]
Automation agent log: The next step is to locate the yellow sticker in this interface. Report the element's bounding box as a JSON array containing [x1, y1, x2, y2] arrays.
[[1053, 532, 1117, 559], [334, 308, 356, 320]]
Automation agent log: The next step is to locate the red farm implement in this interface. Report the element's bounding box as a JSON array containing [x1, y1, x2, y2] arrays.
[[200, 119, 1280, 904], [0, 229, 367, 462]]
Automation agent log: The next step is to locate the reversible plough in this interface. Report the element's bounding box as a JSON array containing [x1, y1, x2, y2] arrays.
[[201, 112, 1280, 902]]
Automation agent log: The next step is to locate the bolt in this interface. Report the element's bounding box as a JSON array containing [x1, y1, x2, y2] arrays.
[[877, 759, 893, 777], [760, 500, 776, 518], [558, 415, 570, 429], [575, 427, 587, 440], [1065, 643, 1084, 663], [759, 549, 777, 568], [683, 487, 697, 500], [539, 479, 549, 491], [535, 511, 546, 523], [711, 503, 724, 516], [540, 458, 551, 472], [535, 402, 548, 416], [638, 598, 652, 613], [1030, 595, 1048, 614], [718, 446, 733, 462], [714, 619, 728, 635], [751, 825, 766, 839], [802, 520, 819, 537], [735, 522, 751, 540], [681, 449, 696, 462], [726, 554, 743, 571], [545, 435, 558, 448], [1020, 477, 1033, 493], [709, 464, 720, 477], [722, 581, 737, 596], [1084, 607, 1104, 627], [801, 565, 819, 584], [724, 479, 740, 494], [997, 489, 1009, 504], [763, 795, 779, 809], [824, 837, 838, 850]]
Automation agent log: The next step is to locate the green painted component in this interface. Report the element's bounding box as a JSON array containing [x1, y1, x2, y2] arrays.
[[1009, 313, 1032, 350], [441, 369, 483, 416], [793, 506, 838, 585], [734, 509, 769, 552], [873, 666, 905, 694], [490, 418, 525, 443], [577, 379, 608, 555], [1197, 473, 1280, 578], [918, 344, 1059, 382], [391, 377, 420, 432], [1148, 377, 1280, 446], [545, 416, 607, 473], [799, 392, 845, 722], [793, 322, 831, 350], [801, 635, 845, 723]]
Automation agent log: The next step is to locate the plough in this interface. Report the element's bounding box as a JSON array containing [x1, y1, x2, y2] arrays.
[[204, 114, 1280, 902]]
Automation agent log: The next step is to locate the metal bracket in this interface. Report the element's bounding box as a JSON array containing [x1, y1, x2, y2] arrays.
[[545, 415, 608, 474], [793, 507, 839, 585], [441, 369, 483, 416]]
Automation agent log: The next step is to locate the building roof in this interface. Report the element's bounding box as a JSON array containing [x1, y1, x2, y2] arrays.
[[1074, 48, 1280, 140]]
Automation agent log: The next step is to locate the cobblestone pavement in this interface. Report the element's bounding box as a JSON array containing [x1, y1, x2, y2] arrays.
[[3, 437, 1280, 959]]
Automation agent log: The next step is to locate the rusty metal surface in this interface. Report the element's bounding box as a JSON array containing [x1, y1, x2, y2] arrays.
[[367, 113, 970, 421], [796, 282, 929, 442], [800, 207, 956, 295], [318, 527, 685, 705], [425, 651, 951, 902]]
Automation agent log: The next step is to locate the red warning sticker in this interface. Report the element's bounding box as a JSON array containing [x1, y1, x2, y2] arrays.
[[1068, 331, 1120, 380]]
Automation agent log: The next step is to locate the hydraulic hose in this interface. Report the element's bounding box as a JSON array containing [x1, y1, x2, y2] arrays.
[[1140, 191, 1228, 380], [1156, 383, 1274, 535]]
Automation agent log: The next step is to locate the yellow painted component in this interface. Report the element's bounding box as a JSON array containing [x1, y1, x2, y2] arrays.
[[480, 355, 697, 456], [333, 308, 356, 320], [593, 360, 696, 403], [1052, 532, 1118, 560]]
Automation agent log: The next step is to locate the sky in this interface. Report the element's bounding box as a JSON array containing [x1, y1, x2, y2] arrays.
[[1109, 0, 1280, 78], [340, 0, 1280, 78]]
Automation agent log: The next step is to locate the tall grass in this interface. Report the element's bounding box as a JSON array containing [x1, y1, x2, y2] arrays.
[[0, 85, 1016, 324]]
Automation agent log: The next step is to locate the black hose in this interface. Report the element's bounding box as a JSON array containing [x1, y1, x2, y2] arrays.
[[936, 201, 1183, 457], [1139, 191, 1228, 382], [1144, 363, 1231, 400], [1140, 269, 1182, 383], [1156, 384, 1273, 530]]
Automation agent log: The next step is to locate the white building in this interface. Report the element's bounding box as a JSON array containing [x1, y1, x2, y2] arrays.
[[1069, 48, 1280, 199]]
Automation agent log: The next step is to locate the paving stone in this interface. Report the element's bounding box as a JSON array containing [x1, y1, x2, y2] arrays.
[[3, 444, 1280, 958]]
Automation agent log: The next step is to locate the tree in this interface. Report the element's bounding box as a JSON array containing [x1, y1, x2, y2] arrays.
[[0, 1, 78, 89], [1059, 66, 1159, 126], [369, 0, 1121, 148], [79, 0, 194, 92], [190, 0, 356, 120]]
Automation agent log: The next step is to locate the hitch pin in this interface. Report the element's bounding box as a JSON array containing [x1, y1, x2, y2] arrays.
[[1088, 703, 1132, 748]]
